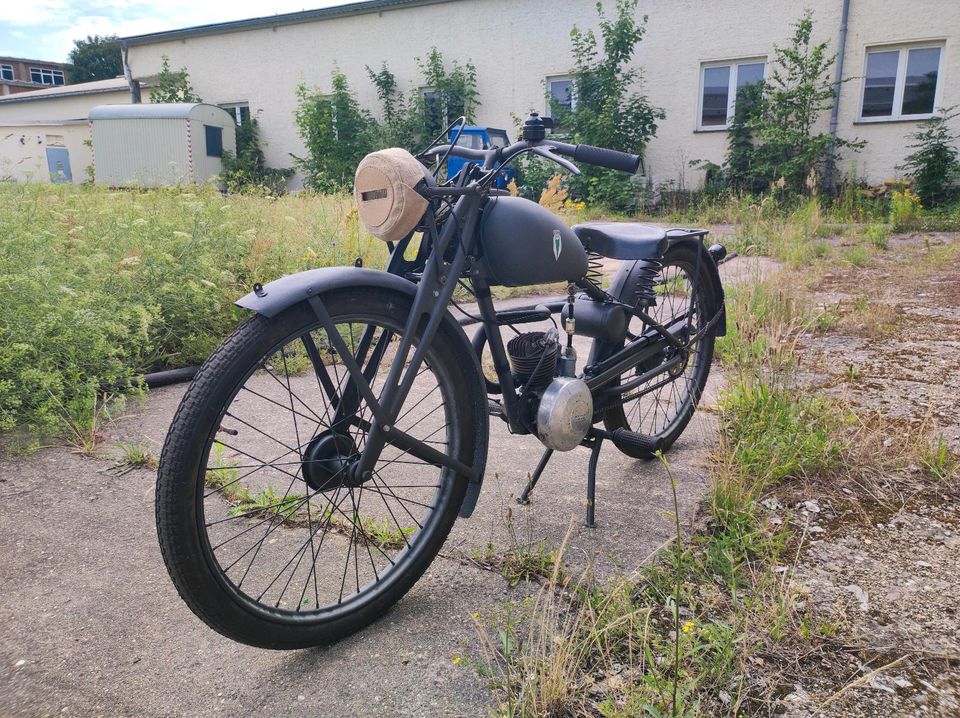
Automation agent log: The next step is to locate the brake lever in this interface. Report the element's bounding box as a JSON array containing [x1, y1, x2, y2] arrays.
[[529, 146, 581, 175]]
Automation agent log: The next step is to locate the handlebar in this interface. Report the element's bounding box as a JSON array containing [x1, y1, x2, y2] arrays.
[[422, 138, 642, 176]]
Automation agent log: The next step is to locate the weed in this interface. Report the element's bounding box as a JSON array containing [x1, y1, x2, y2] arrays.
[[861, 223, 890, 250], [843, 245, 872, 268], [471, 507, 564, 587], [105, 440, 158, 475], [917, 436, 958, 482], [358, 515, 415, 550], [889, 188, 923, 231]]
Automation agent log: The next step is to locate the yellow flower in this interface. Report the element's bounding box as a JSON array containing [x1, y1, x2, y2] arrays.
[[452, 654, 462, 665], [682, 621, 696, 634]]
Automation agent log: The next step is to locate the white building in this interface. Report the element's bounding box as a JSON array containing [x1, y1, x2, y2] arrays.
[[0, 77, 138, 183], [120, 0, 957, 191]]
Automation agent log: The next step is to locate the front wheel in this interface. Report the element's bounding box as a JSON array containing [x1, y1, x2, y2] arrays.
[[596, 242, 718, 458], [156, 288, 480, 648]]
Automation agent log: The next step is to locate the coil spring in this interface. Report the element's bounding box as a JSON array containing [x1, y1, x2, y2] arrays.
[[633, 259, 663, 307], [585, 250, 604, 289]]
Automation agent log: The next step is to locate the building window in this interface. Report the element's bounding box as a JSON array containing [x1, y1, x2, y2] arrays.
[[205, 125, 224, 157], [698, 59, 765, 129], [547, 76, 576, 114], [860, 44, 943, 120], [29, 67, 65, 86], [0, 64, 13, 81], [220, 103, 251, 126]]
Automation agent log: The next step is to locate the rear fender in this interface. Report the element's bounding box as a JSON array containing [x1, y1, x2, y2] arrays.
[[236, 267, 489, 517]]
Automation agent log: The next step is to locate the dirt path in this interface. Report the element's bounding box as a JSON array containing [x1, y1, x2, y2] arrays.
[[767, 234, 960, 717], [0, 256, 772, 718]]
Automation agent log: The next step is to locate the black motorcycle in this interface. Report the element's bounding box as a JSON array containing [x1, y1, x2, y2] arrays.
[[156, 113, 726, 648]]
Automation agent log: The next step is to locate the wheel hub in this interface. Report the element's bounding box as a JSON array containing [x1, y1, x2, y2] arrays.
[[302, 431, 359, 491]]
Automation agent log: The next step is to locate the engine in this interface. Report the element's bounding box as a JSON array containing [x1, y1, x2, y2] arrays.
[[507, 330, 593, 452]]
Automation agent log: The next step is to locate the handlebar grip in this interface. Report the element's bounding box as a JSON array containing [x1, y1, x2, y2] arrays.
[[572, 144, 642, 174]]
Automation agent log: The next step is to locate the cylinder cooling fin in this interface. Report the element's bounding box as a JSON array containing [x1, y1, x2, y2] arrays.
[[507, 331, 559, 391]]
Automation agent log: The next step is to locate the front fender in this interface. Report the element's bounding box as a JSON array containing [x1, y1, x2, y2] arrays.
[[235, 266, 489, 518], [236, 266, 417, 317]]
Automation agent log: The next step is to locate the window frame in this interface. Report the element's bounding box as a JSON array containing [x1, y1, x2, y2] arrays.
[[858, 42, 945, 123], [204, 125, 224, 158], [546, 75, 576, 115], [696, 57, 767, 131], [0, 64, 13, 81], [219, 103, 251, 126], [29, 67, 65, 86]]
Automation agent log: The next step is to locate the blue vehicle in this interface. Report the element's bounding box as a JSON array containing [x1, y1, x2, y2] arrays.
[[448, 125, 516, 188]]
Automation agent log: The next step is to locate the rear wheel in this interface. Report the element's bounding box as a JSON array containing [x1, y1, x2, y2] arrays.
[[156, 288, 478, 648], [599, 243, 718, 457]]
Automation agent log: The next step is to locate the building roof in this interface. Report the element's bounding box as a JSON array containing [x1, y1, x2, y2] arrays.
[[0, 77, 130, 105], [122, 0, 451, 44], [0, 56, 67, 67], [89, 102, 231, 120]]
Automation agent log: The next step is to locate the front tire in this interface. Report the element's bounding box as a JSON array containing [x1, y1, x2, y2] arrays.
[[156, 288, 479, 648]]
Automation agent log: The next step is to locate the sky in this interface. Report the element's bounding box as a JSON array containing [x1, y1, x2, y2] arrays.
[[1, 0, 348, 63]]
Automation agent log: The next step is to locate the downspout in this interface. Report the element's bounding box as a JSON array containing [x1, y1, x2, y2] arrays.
[[824, 0, 851, 193], [120, 40, 142, 104]]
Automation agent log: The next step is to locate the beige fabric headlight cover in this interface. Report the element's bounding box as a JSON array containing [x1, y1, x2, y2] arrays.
[[354, 148, 430, 242]]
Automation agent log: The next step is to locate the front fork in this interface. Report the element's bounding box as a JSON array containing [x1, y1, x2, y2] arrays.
[[309, 193, 484, 484]]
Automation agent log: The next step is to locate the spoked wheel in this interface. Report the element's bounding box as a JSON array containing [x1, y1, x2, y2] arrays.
[[600, 243, 718, 457], [156, 288, 479, 648]]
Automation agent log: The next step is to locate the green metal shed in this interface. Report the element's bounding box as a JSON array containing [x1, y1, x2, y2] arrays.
[[90, 103, 236, 188]]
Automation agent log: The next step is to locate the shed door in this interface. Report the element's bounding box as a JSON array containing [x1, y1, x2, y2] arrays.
[[45, 147, 72, 183]]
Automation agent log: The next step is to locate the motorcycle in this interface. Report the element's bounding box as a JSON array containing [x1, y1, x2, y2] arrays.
[[156, 113, 726, 648]]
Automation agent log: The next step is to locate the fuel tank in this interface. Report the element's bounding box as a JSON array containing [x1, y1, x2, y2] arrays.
[[476, 196, 587, 287]]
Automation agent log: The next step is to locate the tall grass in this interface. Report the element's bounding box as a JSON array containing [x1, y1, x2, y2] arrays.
[[0, 183, 385, 444]]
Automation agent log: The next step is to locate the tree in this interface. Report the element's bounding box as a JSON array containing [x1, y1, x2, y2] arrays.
[[366, 50, 480, 151], [555, 0, 664, 209], [293, 71, 377, 191], [366, 62, 415, 149], [752, 10, 862, 194], [724, 81, 766, 194], [151, 56, 202, 103], [898, 106, 960, 206], [67, 35, 122, 83]]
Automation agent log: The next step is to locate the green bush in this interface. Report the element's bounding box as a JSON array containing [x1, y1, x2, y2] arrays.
[[293, 72, 378, 191], [0, 184, 386, 442], [552, 0, 663, 210], [220, 117, 293, 194], [898, 106, 960, 207]]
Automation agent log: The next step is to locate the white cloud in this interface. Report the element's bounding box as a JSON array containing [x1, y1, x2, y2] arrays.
[[1, 0, 337, 61]]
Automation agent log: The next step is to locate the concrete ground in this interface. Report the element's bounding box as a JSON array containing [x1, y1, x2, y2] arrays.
[[0, 257, 771, 718]]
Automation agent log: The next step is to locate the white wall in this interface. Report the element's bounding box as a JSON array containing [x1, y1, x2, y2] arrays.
[[125, 0, 959, 189], [0, 122, 92, 183]]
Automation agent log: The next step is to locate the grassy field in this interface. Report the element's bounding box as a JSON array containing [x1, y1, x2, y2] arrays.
[[0, 183, 386, 445]]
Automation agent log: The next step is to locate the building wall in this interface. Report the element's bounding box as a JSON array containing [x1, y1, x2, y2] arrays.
[[0, 89, 133, 122], [122, 0, 956, 190], [0, 58, 69, 96], [0, 122, 91, 183]]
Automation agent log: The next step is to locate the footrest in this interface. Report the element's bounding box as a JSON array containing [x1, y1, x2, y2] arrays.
[[611, 428, 663, 456]]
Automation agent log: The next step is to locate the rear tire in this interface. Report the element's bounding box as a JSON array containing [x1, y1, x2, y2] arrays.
[[597, 243, 718, 458], [156, 288, 479, 648]]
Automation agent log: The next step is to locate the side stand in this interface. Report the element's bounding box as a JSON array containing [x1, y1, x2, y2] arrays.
[[585, 434, 603, 528], [516, 448, 553, 505]]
